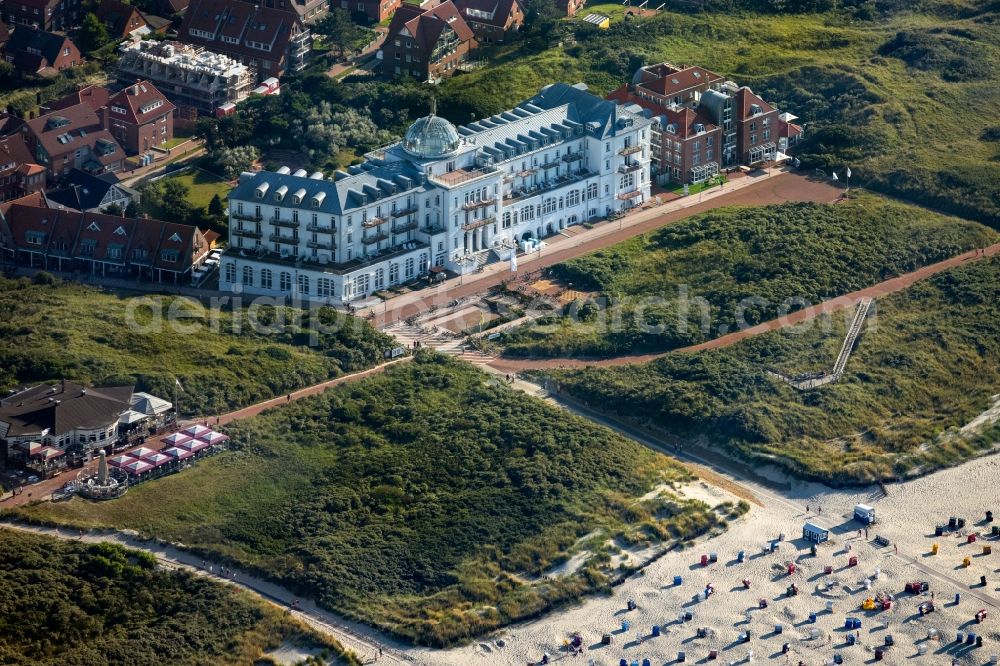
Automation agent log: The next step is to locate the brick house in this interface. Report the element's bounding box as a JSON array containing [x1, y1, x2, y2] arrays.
[[4, 26, 80, 75], [21, 103, 125, 182], [381, 1, 477, 82], [733, 87, 779, 166], [102, 81, 175, 155], [95, 0, 148, 39], [333, 0, 400, 24], [257, 0, 329, 24], [179, 0, 312, 81], [453, 0, 523, 44], [45, 84, 110, 113], [0, 134, 45, 202], [0, 202, 217, 282], [1, 0, 80, 31]]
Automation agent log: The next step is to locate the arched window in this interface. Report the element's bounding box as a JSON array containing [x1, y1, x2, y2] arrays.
[[224, 262, 235, 283], [375, 268, 384, 290], [280, 272, 291, 292], [389, 263, 399, 284], [297, 274, 310, 295], [404, 257, 415, 279], [260, 268, 273, 290], [242, 265, 253, 286], [418, 253, 429, 274]]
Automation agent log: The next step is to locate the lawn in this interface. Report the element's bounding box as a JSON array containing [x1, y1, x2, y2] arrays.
[[155, 169, 232, 211], [0, 529, 357, 666], [0, 276, 395, 416], [14, 353, 729, 646], [535, 255, 1000, 485], [497, 194, 997, 357], [437, 2, 1000, 226]]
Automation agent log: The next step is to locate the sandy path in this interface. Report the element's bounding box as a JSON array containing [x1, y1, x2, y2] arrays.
[[0, 522, 412, 665], [360, 172, 842, 329], [486, 243, 1000, 373]]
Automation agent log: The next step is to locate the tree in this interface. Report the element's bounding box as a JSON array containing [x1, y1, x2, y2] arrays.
[[78, 13, 110, 54], [206, 145, 260, 179], [208, 194, 225, 217], [313, 10, 371, 59], [124, 199, 140, 218], [161, 179, 192, 223]]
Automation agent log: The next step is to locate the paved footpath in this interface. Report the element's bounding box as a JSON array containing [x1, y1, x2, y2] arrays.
[[486, 242, 1000, 373], [359, 171, 842, 328]]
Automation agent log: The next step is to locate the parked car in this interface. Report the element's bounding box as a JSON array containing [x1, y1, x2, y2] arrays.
[[26, 475, 39, 484]]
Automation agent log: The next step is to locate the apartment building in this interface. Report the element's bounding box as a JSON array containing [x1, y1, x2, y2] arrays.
[[453, 0, 523, 44], [21, 103, 125, 182], [117, 40, 253, 115], [1, 0, 80, 31], [102, 81, 175, 155]]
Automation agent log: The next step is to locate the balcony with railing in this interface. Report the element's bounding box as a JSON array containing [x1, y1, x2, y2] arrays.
[[503, 169, 596, 205], [461, 216, 496, 232], [617, 189, 644, 200], [232, 228, 263, 239], [562, 150, 585, 163], [391, 205, 419, 218], [428, 164, 500, 188], [362, 232, 389, 245], [539, 160, 560, 170], [269, 233, 300, 244], [307, 240, 335, 250], [392, 221, 419, 234], [619, 144, 643, 156], [271, 218, 300, 229], [232, 213, 262, 223], [462, 198, 494, 212], [362, 216, 388, 229], [618, 160, 643, 174], [307, 223, 335, 233]]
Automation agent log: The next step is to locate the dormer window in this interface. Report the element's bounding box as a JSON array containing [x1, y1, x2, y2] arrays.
[[274, 185, 288, 202], [87, 221, 101, 232], [255, 182, 270, 198], [114, 225, 127, 236]]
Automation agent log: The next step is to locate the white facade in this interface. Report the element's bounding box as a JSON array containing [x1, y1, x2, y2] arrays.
[[220, 83, 653, 303]]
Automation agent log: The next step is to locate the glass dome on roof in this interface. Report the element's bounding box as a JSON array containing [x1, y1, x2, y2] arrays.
[[402, 114, 461, 159]]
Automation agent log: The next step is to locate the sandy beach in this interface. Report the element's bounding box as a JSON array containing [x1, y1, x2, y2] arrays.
[[416, 454, 1000, 666]]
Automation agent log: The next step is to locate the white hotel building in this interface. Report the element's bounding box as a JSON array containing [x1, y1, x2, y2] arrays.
[[220, 83, 652, 303]]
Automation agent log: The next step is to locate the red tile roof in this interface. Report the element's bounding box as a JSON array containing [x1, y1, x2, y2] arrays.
[[388, 1, 476, 55], [635, 64, 722, 98], [46, 85, 111, 113], [180, 0, 304, 71], [106, 81, 176, 126], [607, 85, 718, 140], [734, 87, 775, 120]]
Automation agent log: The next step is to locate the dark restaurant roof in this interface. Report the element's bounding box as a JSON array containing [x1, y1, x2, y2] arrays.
[[0, 381, 132, 439]]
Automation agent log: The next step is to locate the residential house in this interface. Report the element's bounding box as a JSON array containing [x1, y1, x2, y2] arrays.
[[102, 80, 175, 155], [95, 0, 148, 39], [4, 26, 80, 75], [732, 86, 779, 166], [0, 380, 134, 463], [45, 84, 110, 113], [21, 103, 125, 182], [0, 134, 45, 202], [45, 168, 137, 212], [257, 0, 329, 24], [1, 0, 80, 32], [381, 1, 477, 82], [335, 0, 400, 24], [453, 0, 523, 44], [179, 0, 312, 81], [0, 203, 217, 282]]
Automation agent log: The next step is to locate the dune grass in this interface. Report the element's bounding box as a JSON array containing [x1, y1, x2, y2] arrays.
[[498, 194, 997, 357], [0, 529, 358, 666], [438, 4, 1000, 225], [13, 353, 725, 646], [0, 277, 395, 416], [536, 256, 1000, 485]]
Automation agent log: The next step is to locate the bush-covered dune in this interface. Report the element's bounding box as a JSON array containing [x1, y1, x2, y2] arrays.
[[0, 277, 395, 415], [538, 256, 1000, 485], [499, 195, 997, 357], [14, 353, 728, 646], [0, 529, 356, 666]]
